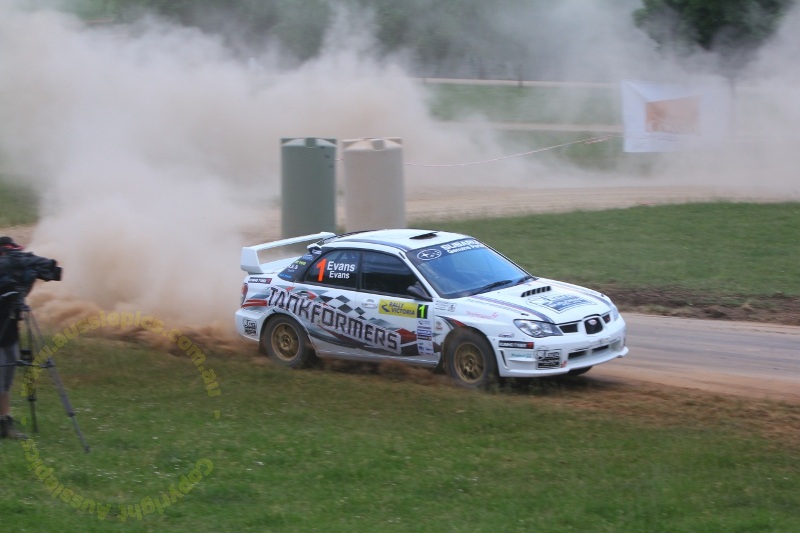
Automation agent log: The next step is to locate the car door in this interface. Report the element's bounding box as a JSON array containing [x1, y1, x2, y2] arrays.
[[356, 251, 438, 366], [296, 249, 437, 364], [293, 248, 367, 357]]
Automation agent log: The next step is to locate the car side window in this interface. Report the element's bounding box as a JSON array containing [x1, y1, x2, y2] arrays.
[[303, 250, 359, 289], [361, 252, 423, 298]]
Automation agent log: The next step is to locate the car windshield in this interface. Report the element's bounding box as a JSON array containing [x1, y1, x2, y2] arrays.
[[407, 238, 533, 298]]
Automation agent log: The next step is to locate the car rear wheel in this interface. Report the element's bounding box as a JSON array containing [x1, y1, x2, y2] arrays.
[[445, 329, 498, 389], [262, 315, 316, 368]]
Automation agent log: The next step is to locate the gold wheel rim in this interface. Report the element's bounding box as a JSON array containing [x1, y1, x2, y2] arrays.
[[272, 323, 300, 362], [453, 343, 484, 384]]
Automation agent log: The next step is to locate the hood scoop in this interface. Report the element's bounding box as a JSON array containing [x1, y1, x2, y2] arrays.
[[521, 286, 551, 298]]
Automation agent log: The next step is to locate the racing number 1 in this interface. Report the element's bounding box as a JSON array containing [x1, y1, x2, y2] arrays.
[[316, 258, 326, 282]]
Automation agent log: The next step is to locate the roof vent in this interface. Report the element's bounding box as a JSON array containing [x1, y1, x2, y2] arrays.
[[410, 231, 439, 240]]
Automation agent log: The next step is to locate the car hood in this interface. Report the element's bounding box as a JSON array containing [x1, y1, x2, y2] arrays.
[[465, 278, 614, 324]]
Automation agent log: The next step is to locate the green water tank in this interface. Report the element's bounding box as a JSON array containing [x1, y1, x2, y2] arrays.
[[280, 137, 337, 238]]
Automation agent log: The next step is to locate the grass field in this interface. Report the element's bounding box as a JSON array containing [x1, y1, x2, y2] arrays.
[[1, 202, 798, 531], [1, 336, 798, 532], [422, 202, 800, 299], [419, 202, 800, 326]]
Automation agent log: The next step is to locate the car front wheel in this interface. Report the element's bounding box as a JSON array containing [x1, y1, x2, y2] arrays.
[[262, 315, 316, 368], [445, 329, 498, 389]]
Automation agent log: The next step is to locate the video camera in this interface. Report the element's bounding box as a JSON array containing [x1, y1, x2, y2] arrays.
[[0, 250, 62, 297]]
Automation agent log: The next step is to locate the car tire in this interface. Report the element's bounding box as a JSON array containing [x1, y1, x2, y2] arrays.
[[567, 366, 593, 376], [445, 329, 498, 389], [262, 315, 316, 368]]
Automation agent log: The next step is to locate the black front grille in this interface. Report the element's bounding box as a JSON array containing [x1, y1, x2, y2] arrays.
[[584, 317, 604, 335], [560, 315, 607, 335], [559, 322, 579, 334]]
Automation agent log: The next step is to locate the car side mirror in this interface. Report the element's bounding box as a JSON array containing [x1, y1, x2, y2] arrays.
[[407, 282, 432, 301]]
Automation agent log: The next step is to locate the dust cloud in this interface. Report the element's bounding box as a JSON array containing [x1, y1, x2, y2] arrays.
[[0, 2, 516, 339], [0, 1, 798, 341]]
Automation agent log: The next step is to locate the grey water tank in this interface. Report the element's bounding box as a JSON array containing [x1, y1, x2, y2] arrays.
[[280, 137, 336, 238], [342, 138, 405, 232]]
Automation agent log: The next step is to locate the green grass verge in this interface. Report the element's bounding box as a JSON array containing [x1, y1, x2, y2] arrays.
[[422, 202, 800, 299], [1, 337, 798, 532]]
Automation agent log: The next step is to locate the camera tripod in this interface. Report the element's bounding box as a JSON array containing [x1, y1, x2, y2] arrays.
[[0, 291, 90, 452]]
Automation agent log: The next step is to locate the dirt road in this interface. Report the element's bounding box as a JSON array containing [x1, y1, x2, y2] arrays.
[[590, 314, 800, 403], [404, 184, 788, 222]]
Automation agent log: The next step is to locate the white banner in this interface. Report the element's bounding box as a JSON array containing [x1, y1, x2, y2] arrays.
[[621, 80, 730, 152]]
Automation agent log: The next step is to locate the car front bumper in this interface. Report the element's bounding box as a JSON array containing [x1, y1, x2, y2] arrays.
[[494, 319, 628, 378]]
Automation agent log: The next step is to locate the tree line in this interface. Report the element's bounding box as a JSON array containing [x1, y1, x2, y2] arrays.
[[67, 0, 795, 81]]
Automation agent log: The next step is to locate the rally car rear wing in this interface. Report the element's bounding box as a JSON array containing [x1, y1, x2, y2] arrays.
[[240, 232, 336, 274]]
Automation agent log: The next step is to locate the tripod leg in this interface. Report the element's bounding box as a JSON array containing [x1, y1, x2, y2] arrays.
[[28, 383, 38, 433], [19, 320, 39, 433], [45, 359, 90, 453], [21, 306, 90, 453]]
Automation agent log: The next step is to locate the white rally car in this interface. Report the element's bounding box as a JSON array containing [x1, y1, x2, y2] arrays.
[[235, 229, 628, 388]]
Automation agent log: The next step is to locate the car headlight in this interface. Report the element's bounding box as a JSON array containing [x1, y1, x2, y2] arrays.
[[514, 319, 562, 338]]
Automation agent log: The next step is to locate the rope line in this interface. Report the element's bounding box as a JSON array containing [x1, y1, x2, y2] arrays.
[[403, 134, 621, 168]]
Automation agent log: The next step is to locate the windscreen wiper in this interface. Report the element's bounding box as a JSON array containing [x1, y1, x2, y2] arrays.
[[473, 279, 514, 295]]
